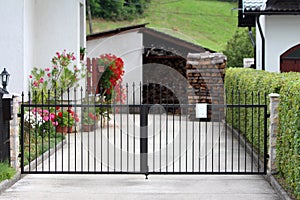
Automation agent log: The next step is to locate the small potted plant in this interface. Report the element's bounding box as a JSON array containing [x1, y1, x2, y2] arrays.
[[82, 109, 97, 132], [54, 107, 79, 133], [80, 47, 86, 61]]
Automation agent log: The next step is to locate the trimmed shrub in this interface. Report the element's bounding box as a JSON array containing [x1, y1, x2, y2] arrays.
[[225, 68, 300, 199], [278, 79, 300, 198], [225, 68, 280, 155], [223, 29, 254, 68]]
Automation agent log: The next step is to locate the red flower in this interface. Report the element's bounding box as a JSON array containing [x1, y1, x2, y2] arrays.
[[58, 112, 63, 118], [67, 107, 74, 115]]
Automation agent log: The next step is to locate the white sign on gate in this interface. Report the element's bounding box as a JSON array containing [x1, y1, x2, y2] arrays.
[[195, 103, 207, 118]]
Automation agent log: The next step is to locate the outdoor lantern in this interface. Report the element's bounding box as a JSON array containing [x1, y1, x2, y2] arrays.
[[0, 68, 10, 91]]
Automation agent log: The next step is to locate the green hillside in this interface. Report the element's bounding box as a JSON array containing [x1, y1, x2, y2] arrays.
[[87, 0, 238, 51]]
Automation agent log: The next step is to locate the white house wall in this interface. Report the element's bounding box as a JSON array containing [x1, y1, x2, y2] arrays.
[[87, 31, 143, 104], [0, 0, 25, 94], [257, 15, 300, 72], [34, 0, 82, 67], [255, 15, 265, 71], [0, 0, 85, 95], [24, 0, 36, 96]]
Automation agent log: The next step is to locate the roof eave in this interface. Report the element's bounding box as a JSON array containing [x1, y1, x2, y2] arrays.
[[87, 23, 149, 41], [244, 10, 300, 15]]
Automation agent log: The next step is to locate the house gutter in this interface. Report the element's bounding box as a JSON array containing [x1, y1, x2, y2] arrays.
[[248, 27, 255, 47], [256, 15, 265, 71]]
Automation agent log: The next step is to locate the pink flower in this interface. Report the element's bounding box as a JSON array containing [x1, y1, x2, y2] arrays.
[[33, 81, 39, 87], [72, 54, 76, 60], [39, 78, 44, 83], [43, 116, 49, 121], [47, 73, 51, 77], [56, 52, 61, 59], [29, 75, 33, 79], [45, 68, 50, 72], [53, 65, 58, 69], [52, 121, 58, 126], [50, 113, 55, 121]]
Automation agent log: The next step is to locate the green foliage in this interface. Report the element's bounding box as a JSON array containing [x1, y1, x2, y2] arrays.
[[23, 133, 65, 166], [223, 28, 254, 68], [89, 0, 151, 21], [225, 68, 300, 199], [0, 162, 16, 182]]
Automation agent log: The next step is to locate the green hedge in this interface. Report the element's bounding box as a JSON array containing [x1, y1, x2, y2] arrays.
[[225, 68, 300, 199]]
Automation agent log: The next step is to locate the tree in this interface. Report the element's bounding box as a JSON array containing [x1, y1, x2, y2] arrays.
[[86, 0, 93, 33], [223, 28, 255, 68], [88, 0, 151, 20]]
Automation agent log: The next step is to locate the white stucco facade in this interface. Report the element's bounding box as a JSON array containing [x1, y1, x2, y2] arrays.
[[87, 31, 143, 103], [0, 0, 85, 94], [256, 15, 300, 72]]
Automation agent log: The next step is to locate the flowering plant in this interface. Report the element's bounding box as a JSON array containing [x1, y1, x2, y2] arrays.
[[29, 50, 85, 103], [82, 110, 98, 125], [54, 107, 79, 127], [98, 53, 125, 102], [24, 108, 57, 137]]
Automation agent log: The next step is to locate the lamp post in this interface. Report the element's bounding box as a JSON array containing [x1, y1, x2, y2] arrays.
[[0, 68, 10, 92]]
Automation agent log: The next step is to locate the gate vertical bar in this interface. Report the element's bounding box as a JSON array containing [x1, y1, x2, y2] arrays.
[[264, 104, 268, 174], [140, 105, 149, 178], [20, 93, 25, 173]]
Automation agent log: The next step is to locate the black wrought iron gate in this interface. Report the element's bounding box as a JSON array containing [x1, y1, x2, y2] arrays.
[[20, 88, 268, 176]]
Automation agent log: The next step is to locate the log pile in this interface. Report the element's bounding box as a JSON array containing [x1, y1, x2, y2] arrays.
[[143, 56, 188, 114]]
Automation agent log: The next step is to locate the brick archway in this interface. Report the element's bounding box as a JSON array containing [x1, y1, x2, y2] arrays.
[[142, 48, 187, 114], [280, 44, 300, 72]]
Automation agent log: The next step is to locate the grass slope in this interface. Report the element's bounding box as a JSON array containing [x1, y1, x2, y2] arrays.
[[88, 0, 238, 51]]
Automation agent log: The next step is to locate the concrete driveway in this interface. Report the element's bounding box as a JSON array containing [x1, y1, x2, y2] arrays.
[[0, 174, 280, 200]]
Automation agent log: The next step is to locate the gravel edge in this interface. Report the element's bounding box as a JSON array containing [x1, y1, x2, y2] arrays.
[[264, 174, 292, 200]]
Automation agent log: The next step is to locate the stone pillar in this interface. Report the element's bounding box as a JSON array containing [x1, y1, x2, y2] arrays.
[[186, 52, 226, 120], [10, 95, 20, 170], [268, 93, 280, 174]]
